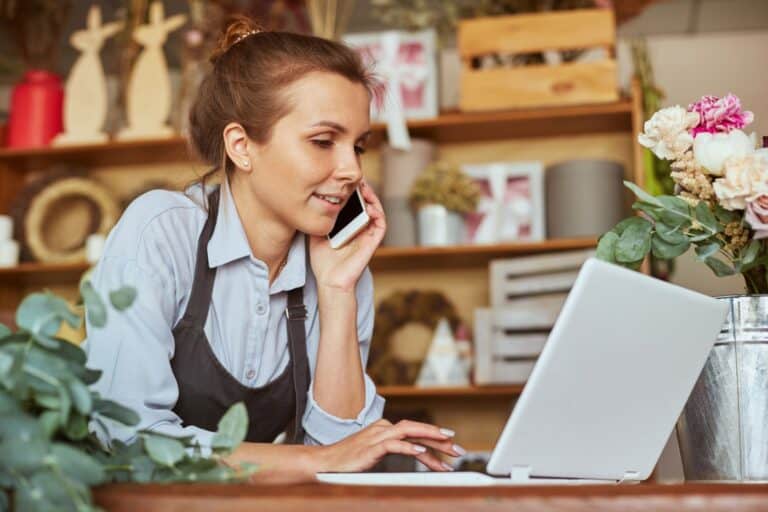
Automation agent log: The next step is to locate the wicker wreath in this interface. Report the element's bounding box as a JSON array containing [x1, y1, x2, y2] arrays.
[[12, 174, 120, 263], [369, 290, 462, 386]]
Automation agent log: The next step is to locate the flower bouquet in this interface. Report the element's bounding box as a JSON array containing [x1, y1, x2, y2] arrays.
[[598, 94, 768, 293]]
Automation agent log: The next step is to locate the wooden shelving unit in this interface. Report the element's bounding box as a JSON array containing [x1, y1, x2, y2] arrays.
[[0, 99, 634, 173]]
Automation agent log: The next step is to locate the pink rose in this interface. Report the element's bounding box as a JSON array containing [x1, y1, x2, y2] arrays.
[[688, 94, 754, 136], [745, 196, 768, 239]]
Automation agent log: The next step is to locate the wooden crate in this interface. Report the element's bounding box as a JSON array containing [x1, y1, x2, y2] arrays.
[[458, 9, 619, 111]]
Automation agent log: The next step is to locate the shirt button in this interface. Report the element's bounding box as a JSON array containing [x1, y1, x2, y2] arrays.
[[246, 369, 256, 380], [255, 303, 267, 315]]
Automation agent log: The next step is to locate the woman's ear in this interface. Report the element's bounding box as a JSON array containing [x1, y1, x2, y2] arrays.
[[223, 122, 252, 171]]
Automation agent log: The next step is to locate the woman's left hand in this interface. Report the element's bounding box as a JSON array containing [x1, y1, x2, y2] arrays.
[[309, 180, 386, 292]]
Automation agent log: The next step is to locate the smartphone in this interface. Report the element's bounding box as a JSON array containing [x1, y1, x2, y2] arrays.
[[327, 187, 370, 249]]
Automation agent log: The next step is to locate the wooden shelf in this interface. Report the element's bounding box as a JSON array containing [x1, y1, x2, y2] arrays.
[[0, 261, 90, 286], [370, 238, 597, 271], [0, 238, 596, 287], [0, 100, 633, 172], [378, 385, 524, 398]]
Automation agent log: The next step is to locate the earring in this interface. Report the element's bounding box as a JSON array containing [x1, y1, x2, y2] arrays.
[[242, 160, 249, 167]]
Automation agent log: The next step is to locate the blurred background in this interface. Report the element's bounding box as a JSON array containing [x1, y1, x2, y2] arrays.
[[0, 0, 766, 478]]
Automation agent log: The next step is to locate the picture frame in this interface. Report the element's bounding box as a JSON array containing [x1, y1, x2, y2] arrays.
[[343, 29, 439, 121], [461, 161, 546, 244]]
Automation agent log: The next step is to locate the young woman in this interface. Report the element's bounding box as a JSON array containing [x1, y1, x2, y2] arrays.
[[85, 18, 462, 483]]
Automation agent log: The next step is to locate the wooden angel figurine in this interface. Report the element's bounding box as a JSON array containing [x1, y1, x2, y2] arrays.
[[53, 5, 122, 146], [117, 2, 186, 140]]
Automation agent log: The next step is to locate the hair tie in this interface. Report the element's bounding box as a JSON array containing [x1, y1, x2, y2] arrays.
[[233, 29, 260, 46]]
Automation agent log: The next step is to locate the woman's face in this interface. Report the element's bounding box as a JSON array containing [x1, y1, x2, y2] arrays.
[[240, 71, 371, 237]]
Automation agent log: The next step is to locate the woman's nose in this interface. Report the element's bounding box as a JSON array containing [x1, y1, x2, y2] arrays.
[[335, 150, 363, 183]]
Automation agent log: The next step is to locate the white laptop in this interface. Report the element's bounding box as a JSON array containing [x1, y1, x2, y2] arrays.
[[317, 258, 728, 486]]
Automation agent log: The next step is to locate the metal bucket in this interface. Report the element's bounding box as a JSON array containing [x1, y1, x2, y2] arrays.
[[677, 295, 768, 481]]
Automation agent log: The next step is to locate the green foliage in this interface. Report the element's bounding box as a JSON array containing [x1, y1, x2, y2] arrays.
[[597, 181, 768, 291], [409, 161, 481, 214], [0, 282, 255, 511]]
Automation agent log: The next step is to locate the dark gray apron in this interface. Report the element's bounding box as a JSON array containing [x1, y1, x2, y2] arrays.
[[170, 188, 310, 443]]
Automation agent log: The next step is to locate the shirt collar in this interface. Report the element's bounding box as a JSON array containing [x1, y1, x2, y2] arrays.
[[207, 177, 308, 293], [270, 233, 307, 294], [207, 177, 252, 268]]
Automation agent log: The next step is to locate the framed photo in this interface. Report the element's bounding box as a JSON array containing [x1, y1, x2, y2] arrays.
[[461, 161, 546, 244], [343, 29, 438, 121]]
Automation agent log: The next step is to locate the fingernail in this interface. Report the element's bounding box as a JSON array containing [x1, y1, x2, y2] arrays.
[[414, 445, 427, 453], [442, 462, 454, 471], [453, 444, 466, 456], [440, 428, 455, 437]]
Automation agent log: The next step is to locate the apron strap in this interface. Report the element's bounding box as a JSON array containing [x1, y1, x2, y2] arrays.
[[179, 188, 220, 328], [286, 285, 310, 443]]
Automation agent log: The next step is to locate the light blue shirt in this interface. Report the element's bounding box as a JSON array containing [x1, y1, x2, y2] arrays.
[[84, 177, 385, 448]]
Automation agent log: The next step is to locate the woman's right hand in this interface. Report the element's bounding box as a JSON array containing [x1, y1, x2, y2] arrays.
[[311, 419, 463, 473]]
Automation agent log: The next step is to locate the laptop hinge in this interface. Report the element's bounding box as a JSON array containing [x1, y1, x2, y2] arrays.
[[509, 465, 532, 483], [619, 471, 642, 484]]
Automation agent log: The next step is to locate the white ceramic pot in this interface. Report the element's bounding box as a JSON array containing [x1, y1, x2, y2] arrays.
[[417, 204, 465, 247]]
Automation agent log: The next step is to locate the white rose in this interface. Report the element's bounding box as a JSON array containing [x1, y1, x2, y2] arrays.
[[712, 153, 768, 210], [693, 129, 755, 176], [638, 106, 699, 160]]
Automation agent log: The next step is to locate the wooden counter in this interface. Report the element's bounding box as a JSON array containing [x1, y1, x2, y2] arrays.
[[94, 482, 768, 511]]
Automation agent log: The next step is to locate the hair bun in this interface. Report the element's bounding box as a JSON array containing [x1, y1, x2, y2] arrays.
[[210, 15, 263, 64]]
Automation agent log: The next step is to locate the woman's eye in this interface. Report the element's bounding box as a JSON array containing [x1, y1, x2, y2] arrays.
[[354, 145, 366, 155], [312, 139, 334, 149]]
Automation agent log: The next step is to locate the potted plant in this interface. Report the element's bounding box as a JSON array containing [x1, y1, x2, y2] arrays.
[[0, 279, 255, 511], [597, 93, 768, 481], [409, 161, 480, 246]]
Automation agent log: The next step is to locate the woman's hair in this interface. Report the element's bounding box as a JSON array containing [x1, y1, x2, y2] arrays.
[[188, 16, 379, 191]]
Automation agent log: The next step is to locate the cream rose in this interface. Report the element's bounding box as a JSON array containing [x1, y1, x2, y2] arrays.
[[638, 106, 699, 160], [693, 129, 755, 176], [712, 153, 768, 210]]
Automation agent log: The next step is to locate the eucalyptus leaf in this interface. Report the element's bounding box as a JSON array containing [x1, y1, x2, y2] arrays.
[[705, 257, 736, 277], [611, 216, 646, 236], [211, 402, 248, 452], [695, 242, 721, 261], [631, 201, 661, 221], [741, 240, 761, 267], [109, 286, 137, 311], [615, 218, 653, 263], [80, 282, 107, 328], [655, 222, 688, 245], [16, 293, 79, 337], [67, 379, 92, 415], [694, 201, 720, 234], [651, 235, 690, 260], [34, 393, 60, 410], [0, 415, 49, 473], [93, 398, 140, 426], [50, 444, 106, 486], [13, 477, 57, 512], [29, 470, 90, 509], [58, 385, 72, 426], [64, 413, 89, 441], [624, 181, 662, 206], [714, 203, 741, 224], [130, 455, 156, 483], [144, 434, 186, 467], [657, 196, 691, 227], [38, 410, 60, 439]]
